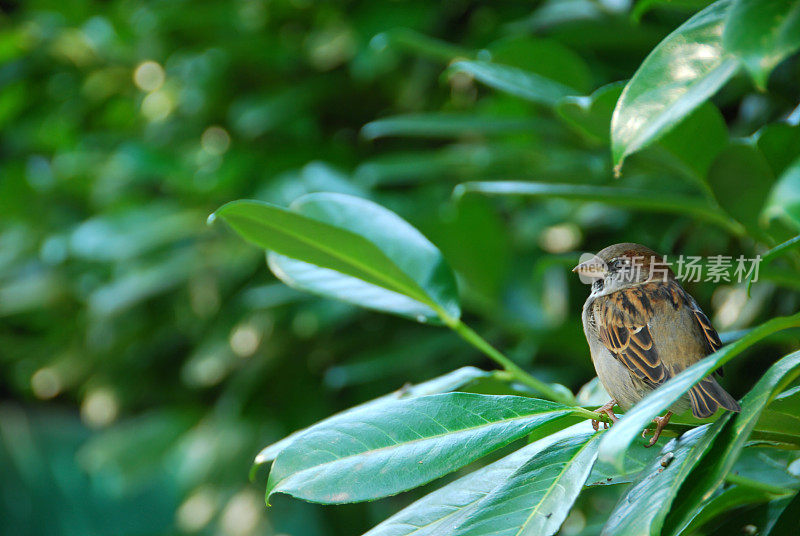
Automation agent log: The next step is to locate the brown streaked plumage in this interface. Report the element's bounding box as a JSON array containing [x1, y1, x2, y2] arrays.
[[574, 243, 740, 446]]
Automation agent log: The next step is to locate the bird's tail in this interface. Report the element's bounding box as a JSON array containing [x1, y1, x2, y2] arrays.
[[688, 378, 741, 418]]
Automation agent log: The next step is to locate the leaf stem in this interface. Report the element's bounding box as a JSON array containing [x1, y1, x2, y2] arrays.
[[724, 473, 795, 496], [445, 317, 575, 405]]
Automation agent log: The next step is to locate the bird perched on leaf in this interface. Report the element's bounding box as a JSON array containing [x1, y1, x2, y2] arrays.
[[574, 243, 740, 446]]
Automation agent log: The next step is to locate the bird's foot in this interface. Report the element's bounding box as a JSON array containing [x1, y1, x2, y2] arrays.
[[592, 399, 619, 431], [642, 411, 673, 447]]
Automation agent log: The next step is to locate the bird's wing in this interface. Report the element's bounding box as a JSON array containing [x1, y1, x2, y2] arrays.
[[594, 282, 676, 386], [670, 284, 725, 376], [683, 291, 724, 378]]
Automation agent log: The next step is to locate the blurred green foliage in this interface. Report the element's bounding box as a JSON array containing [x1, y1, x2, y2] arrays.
[[1, 0, 800, 535]]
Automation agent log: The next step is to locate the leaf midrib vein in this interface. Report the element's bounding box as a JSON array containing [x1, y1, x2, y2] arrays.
[[274, 408, 570, 490], [232, 208, 433, 309]]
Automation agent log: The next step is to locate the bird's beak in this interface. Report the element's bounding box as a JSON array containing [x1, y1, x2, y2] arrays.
[[572, 260, 607, 279]]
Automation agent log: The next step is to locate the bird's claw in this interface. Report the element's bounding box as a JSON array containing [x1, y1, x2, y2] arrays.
[[591, 419, 609, 431], [642, 412, 673, 448], [592, 399, 619, 432]]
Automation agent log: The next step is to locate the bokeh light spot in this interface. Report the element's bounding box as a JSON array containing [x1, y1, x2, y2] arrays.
[[201, 126, 231, 155], [133, 60, 165, 91], [141, 89, 174, 121], [220, 490, 261, 536], [540, 223, 581, 253], [229, 323, 261, 357], [31, 367, 62, 399], [176, 487, 217, 532], [81, 387, 119, 428]]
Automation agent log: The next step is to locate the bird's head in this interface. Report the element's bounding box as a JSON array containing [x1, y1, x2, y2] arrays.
[[573, 242, 674, 295]]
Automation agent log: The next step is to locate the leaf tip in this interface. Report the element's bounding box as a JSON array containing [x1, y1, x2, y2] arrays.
[[360, 123, 378, 141]]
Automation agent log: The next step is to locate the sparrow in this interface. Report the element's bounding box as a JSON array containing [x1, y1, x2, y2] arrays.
[[574, 243, 740, 446]]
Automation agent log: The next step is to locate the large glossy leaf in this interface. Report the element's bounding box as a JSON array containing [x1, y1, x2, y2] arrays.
[[601, 420, 730, 536], [267, 393, 579, 503], [267, 253, 435, 322], [587, 441, 665, 487], [723, 0, 800, 88], [213, 193, 460, 323], [252, 367, 491, 471], [455, 431, 602, 536], [598, 312, 800, 471], [449, 61, 579, 106], [363, 423, 596, 536], [454, 181, 742, 235], [665, 350, 800, 535], [611, 0, 739, 171]]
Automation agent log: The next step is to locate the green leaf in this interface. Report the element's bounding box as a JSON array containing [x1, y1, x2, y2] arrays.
[[486, 36, 592, 94], [577, 376, 611, 407], [449, 60, 580, 106], [212, 193, 460, 323], [361, 113, 539, 140], [455, 431, 603, 536], [746, 234, 800, 294], [556, 82, 624, 143], [723, 0, 800, 89], [702, 494, 797, 536], [252, 367, 491, 472], [363, 423, 595, 536], [677, 485, 785, 535], [665, 350, 800, 535], [764, 157, 800, 231], [656, 102, 729, 182], [768, 384, 800, 416], [267, 253, 434, 321], [454, 181, 743, 235], [266, 393, 579, 504], [426, 195, 511, 303], [611, 0, 739, 172], [631, 0, 715, 24], [601, 420, 730, 536], [731, 446, 800, 491], [588, 441, 665, 487], [764, 492, 800, 535], [354, 144, 537, 187], [754, 122, 800, 177], [597, 312, 800, 471], [707, 142, 776, 236], [377, 28, 474, 63]]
